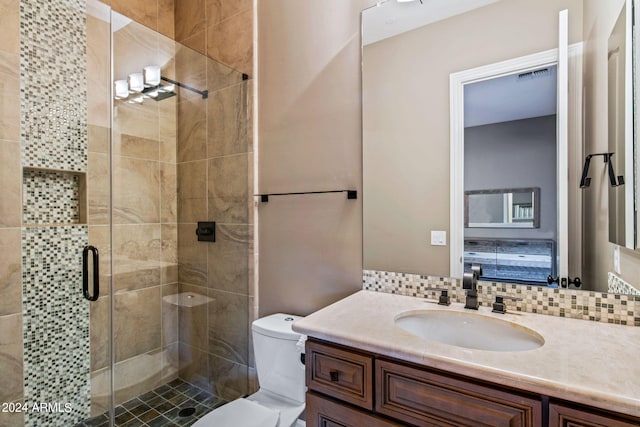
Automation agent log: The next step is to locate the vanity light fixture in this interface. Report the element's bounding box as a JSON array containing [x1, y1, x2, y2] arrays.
[[114, 65, 207, 103]]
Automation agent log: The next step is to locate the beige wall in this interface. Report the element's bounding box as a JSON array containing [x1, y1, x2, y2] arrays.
[[582, 0, 640, 290], [256, 0, 377, 317], [362, 0, 583, 277]]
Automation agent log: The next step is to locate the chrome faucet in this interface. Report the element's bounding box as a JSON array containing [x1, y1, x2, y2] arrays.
[[462, 264, 482, 310]]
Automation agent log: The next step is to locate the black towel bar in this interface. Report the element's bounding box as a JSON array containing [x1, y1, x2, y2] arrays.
[[255, 190, 357, 203]]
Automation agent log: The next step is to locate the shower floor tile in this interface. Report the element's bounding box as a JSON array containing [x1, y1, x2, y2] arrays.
[[76, 380, 226, 427]]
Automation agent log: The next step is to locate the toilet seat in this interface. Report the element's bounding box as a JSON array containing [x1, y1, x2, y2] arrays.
[[249, 389, 305, 427], [192, 398, 280, 427], [192, 390, 305, 427]]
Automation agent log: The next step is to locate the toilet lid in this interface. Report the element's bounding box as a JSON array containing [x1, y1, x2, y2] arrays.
[[192, 398, 280, 427]]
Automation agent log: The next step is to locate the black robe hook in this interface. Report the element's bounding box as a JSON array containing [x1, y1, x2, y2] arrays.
[[579, 152, 624, 188]]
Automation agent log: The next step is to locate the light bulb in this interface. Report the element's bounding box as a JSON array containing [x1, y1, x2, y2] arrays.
[[114, 80, 129, 99], [144, 65, 161, 87], [128, 72, 144, 93]]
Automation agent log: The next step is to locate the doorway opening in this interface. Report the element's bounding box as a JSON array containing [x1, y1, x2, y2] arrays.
[[463, 66, 558, 285], [450, 45, 584, 285]]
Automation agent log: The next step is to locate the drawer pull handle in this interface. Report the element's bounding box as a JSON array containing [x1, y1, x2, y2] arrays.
[[329, 370, 340, 382]]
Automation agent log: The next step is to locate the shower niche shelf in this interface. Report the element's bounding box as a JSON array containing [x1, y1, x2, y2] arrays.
[[22, 167, 87, 226]]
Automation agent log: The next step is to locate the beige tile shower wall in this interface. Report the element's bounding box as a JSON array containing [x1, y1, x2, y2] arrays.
[[174, 44, 253, 400], [582, 0, 640, 292], [173, 2, 255, 397], [0, 0, 23, 420], [256, 0, 378, 317], [101, 0, 175, 39], [174, 0, 253, 76]]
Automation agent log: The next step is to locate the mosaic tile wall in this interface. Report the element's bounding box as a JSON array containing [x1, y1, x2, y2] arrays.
[[363, 270, 640, 327], [23, 169, 82, 225], [19, 0, 90, 425], [19, 0, 88, 172], [22, 226, 90, 426], [608, 272, 640, 296]]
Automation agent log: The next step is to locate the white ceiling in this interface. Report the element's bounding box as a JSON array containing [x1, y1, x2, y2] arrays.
[[464, 65, 557, 128], [362, 0, 499, 46]]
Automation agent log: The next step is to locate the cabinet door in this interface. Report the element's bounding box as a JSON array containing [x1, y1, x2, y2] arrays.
[[306, 339, 374, 410], [306, 392, 402, 427], [376, 359, 542, 427], [549, 402, 640, 427]]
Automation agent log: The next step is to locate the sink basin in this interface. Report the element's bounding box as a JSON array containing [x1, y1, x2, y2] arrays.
[[395, 310, 544, 352]]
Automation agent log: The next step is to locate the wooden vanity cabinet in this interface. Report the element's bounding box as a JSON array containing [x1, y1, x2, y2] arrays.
[[305, 338, 640, 427]]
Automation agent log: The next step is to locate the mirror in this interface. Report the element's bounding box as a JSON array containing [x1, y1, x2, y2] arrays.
[[465, 188, 540, 228], [362, 0, 640, 294], [607, 3, 635, 248]]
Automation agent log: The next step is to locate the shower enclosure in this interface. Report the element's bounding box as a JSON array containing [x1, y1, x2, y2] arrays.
[[0, 0, 253, 425]]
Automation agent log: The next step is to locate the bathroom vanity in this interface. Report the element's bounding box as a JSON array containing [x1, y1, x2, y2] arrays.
[[293, 291, 640, 427]]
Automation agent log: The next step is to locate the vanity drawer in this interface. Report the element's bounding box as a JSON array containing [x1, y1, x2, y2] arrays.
[[548, 402, 640, 427], [306, 392, 403, 427], [306, 340, 373, 410], [375, 359, 542, 427]]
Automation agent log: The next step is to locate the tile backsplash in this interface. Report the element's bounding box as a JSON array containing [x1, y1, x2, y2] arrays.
[[363, 270, 640, 327]]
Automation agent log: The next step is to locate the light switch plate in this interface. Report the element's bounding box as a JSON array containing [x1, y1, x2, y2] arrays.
[[431, 230, 447, 246]]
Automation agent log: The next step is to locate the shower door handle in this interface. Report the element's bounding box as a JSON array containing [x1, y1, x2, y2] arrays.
[[82, 245, 99, 301]]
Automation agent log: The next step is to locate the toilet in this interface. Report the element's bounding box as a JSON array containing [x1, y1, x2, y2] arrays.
[[193, 313, 307, 427]]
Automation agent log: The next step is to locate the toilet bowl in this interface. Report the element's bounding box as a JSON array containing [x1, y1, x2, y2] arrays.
[[193, 313, 306, 427]]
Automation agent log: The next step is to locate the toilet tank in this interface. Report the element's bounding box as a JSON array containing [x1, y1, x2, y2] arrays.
[[252, 313, 306, 403]]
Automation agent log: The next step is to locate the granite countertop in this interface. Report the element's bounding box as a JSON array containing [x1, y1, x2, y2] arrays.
[[292, 290, 640, 417]]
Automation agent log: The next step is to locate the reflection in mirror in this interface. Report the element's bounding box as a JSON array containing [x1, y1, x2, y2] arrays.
[[607, 3, 634, 248], [465, 188, 540, 228], [362, 0, 640, 295]]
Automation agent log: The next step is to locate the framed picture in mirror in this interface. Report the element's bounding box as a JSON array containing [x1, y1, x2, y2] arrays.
[[465, 188, 540, 228]]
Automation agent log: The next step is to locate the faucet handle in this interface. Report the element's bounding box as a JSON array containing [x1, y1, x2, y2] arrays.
[[492, 295, 523, 314], [424, 287, 451, 306]]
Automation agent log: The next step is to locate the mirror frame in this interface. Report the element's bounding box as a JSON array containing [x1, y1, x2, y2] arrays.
[[464, 187, 540, 228]]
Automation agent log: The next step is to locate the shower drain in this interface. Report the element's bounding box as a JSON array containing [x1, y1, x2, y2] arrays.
[[178, 407, 196, 417]]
